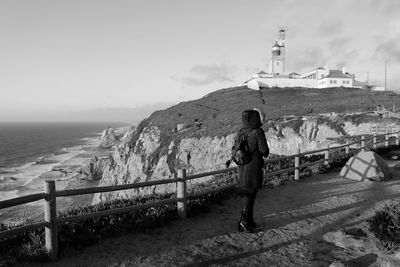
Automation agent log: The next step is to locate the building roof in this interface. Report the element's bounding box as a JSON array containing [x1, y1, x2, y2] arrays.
[[323, 70, 353, 79], [257, 70, 268, 75]]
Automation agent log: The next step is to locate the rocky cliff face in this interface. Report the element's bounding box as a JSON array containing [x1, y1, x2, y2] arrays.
[[79, 155, 112, 180], [92, 87, 400, 204], [98, 127, 120, 148]]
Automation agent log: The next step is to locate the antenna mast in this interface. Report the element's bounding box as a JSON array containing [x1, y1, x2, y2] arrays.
[[384, 60, 387, 91]]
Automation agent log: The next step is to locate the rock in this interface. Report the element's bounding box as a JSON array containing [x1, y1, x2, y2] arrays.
[[177, 123, 185, 131], [80, 156, 112, 180], [395, 163, 400, 170], [322, 229, 376, 251], [340, 151, 391, 182], [347, 253, 378, 266], [386, 151, 400, 160], [0, 176, 18, 182], [98, 127, 120, 148], [121, 126, 136, 143], [343, 228, 367, 237], [393, 251, 400, 261], [52, 167, 70, 174], [329, 261, 345, 267]]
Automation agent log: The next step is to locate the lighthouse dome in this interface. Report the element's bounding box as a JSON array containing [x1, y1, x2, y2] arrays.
[[272, 42, 280, 55], [272, 42, 280, 50]]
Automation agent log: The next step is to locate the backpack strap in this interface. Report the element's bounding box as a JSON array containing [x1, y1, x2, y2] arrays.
[[238, 129, 256, 156], [239, 128, 252, 142]]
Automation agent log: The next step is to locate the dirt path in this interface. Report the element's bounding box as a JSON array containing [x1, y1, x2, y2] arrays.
[[34, 158, 400, 267]]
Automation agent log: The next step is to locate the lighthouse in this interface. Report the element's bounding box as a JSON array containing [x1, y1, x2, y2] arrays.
[[269, 28, 286, 75]]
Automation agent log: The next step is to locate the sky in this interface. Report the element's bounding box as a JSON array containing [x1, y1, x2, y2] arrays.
[[1, 0, 400, 122]]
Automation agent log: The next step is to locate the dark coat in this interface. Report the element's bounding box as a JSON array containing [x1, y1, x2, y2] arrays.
[[235, 110, 269, 194]]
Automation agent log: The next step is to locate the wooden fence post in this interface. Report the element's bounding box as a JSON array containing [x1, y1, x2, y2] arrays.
[[397, 132, 400, 146], [361, 135, 365, 152], [177, 169, 187, 219], [373, 133, 377, 149], [345, 140, 350, 154], [324, 145, 330, 166], [294, 147, 300, 181], [385, 133, 389, 147], [44, 180, 58, 261]]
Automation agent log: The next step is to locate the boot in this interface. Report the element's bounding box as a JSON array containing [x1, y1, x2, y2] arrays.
[[238, 211, 254, 233]]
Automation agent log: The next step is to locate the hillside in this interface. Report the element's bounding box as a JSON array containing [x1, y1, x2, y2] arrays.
[[93, 86, 400, 203], [148, 86, 399, 137]]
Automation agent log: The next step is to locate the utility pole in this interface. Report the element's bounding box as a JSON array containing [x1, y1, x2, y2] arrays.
[[384, 60, 387, 91], [367, 71, 369, 84]]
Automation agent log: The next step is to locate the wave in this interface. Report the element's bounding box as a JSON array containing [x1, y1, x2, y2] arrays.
[[0, 136, 99, 192]]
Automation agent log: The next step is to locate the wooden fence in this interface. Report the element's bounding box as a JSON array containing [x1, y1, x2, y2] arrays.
[[371, 125, 400, 134], [1, 131, 400, 260]]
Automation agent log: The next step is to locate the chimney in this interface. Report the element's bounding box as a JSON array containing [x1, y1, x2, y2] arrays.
[[342, 67, 346, 74]]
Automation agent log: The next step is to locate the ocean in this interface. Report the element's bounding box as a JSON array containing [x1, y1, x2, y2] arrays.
[[0, 122, 127, 222]]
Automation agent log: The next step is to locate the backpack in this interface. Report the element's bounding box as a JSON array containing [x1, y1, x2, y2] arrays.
[[232, 131, 252, 165]]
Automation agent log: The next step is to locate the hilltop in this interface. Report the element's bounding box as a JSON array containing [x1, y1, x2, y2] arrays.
[[148, 86, 399, 137]]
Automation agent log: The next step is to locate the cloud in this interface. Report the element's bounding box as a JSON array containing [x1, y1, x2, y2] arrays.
[[327, 37, 351, 51], [325, 47, 359, 69], [315, 19, 344, 36], [178, 62, 237, 86], [374, 37, 400, 62], [293, 46, 327, 71], [371, 0, 400, 14]]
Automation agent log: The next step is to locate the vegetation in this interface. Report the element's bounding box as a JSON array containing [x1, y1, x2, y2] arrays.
[[369, 202, 400, 253], [0, 173, 237, 265], [316, 116, 347, 135], [148, 86, 400, 138], [0, 143, 393, 264]]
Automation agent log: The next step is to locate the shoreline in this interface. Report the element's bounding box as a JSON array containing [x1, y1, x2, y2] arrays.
[[0, 126, 129, 223]]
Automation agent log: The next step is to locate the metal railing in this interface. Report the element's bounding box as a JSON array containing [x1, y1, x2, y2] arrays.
[[1, 130, 399, 260]]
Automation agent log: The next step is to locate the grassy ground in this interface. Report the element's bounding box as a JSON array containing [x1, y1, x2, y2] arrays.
[[149, 86, 400, 137]]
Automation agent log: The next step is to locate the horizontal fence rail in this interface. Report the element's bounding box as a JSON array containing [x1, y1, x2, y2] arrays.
[[56, 177, 181, 197], [1, 130, 399, 260], [0, 193, 46, 210]]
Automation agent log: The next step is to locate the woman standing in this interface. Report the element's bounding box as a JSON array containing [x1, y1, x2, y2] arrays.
[[234, 109, 269, 233]]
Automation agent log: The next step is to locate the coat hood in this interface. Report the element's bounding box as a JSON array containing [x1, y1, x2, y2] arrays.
[[241, 110, 262, 129]]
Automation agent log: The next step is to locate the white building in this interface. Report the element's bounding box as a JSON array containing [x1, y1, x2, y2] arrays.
[[317, 69, 354, 88], [244, 29, 364, 90]]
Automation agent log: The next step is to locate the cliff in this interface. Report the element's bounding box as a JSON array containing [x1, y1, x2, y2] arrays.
[[93, 86, 400, 203], [98, 127, 120, 148]]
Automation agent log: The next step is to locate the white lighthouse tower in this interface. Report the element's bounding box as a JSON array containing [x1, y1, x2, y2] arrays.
[[269, 28, 286, 75]]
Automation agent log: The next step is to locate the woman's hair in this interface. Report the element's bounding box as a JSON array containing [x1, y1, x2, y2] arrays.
[[242, 110, 262, 128], [253, 108, 265, 125]]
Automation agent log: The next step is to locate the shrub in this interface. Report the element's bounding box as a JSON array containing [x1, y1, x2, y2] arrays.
[[316, 116, 347, 136], [0, 173, 237, 265], [369, 202, 400, 253]]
